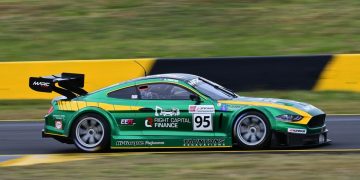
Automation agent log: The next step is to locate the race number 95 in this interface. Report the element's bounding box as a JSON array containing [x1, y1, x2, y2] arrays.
[[193, 114, 213, 131]]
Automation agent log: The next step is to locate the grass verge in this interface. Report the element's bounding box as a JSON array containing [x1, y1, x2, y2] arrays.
[[1, 153, 360, 179], [0, 91, 360, 120], [0, 0, 359, 61], [0, 100, 49, 120]]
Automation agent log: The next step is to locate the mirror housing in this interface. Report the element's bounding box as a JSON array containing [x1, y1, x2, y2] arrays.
[[190, 94, 202, 105]]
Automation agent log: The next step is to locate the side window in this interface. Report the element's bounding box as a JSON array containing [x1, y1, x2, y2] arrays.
[[108, 86, 138, 99], [138, 83, 194, 100]]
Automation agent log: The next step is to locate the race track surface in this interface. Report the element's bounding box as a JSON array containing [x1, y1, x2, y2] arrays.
[[0, 115, 359, 155]]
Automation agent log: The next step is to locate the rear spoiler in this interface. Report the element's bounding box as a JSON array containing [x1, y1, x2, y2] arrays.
[[29, 73, 88, 99]]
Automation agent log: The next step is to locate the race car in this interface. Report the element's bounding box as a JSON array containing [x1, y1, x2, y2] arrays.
[[29, 73, 330, 152]]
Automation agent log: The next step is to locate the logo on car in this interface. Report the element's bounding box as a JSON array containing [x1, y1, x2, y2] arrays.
[[33, 81, 50, 87], [155, 106, 180, 116]]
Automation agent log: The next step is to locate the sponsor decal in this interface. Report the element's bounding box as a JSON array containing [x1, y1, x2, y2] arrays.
[[116, 141, 145, 146], [189, 105, 215, 113], [184, 138, 225, 146], [120, 119, 136, 125], [145, 117, 191, 128], [116, 140, 164, 146], [288, 128, 307, 134], [55, 120, 62, 130], [145, 117, 153, 127], [189, 105, 215, 131], [188, 78, 199, 86], [217, 104, 245, 111], [155, 106, 180, 117], [146, 105, 192, 129], [33, 81, 50, 87], [131, 95, 138, 99], [145, 141, 165, 146]]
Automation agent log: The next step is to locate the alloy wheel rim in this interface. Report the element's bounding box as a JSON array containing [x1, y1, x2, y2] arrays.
[[236, 115, 266, 146], [76, 117, 104, 148]]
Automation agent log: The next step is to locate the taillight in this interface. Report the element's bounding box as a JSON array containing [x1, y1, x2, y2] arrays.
[[47, 106, 54, 114]]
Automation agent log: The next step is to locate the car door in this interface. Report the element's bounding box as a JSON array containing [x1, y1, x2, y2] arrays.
[[134, 82, 216, 137]]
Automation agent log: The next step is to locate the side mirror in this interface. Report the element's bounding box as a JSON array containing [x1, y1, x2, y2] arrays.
[[190, 94, 201, 105]]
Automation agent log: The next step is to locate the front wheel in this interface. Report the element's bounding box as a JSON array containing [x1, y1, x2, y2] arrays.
[[72, 113, 110, 152], [233, 111, 271, 149]]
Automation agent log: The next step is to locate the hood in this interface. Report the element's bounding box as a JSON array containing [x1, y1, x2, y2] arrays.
[[218, 96, 324, 116]]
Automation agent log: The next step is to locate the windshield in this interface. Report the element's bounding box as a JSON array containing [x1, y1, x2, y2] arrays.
[[188, 78, 237, 100]]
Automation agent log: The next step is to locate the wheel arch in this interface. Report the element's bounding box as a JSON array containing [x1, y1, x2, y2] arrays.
[[65, 107, 116, 137], [225, 106, 274, 138]]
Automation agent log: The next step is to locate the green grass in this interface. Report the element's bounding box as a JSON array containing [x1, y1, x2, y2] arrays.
[[0, 0, 359, 61], [0, 100, 49, 119], [1, 153, 360, 179], [0, 91, 360, 120]]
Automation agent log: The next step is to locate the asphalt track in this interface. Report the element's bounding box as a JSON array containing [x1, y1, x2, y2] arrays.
[[0, 115, 360, 155]]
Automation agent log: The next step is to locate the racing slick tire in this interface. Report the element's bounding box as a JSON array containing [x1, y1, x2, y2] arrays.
[[233, 111, 271, 150], [72, 113, 110, 152]]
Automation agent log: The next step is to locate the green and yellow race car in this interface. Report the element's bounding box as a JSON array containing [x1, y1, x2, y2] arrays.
[[29, 73, 330, 152]]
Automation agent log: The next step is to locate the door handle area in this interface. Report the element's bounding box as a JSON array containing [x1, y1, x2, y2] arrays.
[[139, 107, 155, 112]]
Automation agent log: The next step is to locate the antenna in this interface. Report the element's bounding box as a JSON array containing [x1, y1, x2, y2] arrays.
[[134, 60, 147, 76]]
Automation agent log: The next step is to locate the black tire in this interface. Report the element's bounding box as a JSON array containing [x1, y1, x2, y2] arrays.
[[72, 113, 110, 152], [233, 111, 271, 150]]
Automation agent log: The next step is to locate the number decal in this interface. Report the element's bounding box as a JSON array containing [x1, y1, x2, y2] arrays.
[[194, 116, 202, 128], [193, 114, 213, 131]]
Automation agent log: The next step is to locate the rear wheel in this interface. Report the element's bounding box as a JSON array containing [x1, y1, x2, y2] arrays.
[[72, 114, 110, 152], [233, 111, 271, 149]]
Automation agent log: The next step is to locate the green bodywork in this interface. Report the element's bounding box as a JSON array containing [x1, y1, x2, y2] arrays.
[[43, 76, 326, 148]]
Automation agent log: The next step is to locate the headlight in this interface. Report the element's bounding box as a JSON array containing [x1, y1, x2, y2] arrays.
[[276, 114, 303, 122]]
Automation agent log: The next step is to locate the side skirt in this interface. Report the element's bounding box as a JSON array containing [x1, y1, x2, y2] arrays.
[[110, 136, 233, 149]]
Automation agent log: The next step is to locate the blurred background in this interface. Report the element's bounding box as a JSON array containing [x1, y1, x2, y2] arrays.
[[0, 0, 359, 61], [1, 0, 360, 179], [0, 0, 360, 119]]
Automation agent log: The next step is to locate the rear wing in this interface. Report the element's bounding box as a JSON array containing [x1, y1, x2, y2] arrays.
[[29, 73, 88, 99]]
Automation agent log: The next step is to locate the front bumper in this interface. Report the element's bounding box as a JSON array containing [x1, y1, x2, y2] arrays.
[[272, 128, 331, 147]]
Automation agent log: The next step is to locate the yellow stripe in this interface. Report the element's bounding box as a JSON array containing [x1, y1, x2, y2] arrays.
[[0, 58, 156, 99], [98, 103, 114, 111], [44, 132, 66, 137], [131, 106, 142, 111], [113, 105, 133, 111], [314, 54, 360, 92], [70, 101, 79, 111], [86, 102, 98, 107], [62, 101, 67, 110], [57, 101, 138, 111], [218, 100, 312, 124], [0, 155, 96, 167], [77, 101, 87, 109], [65, 101, 72, 111], [59, 101, 65, 110]]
